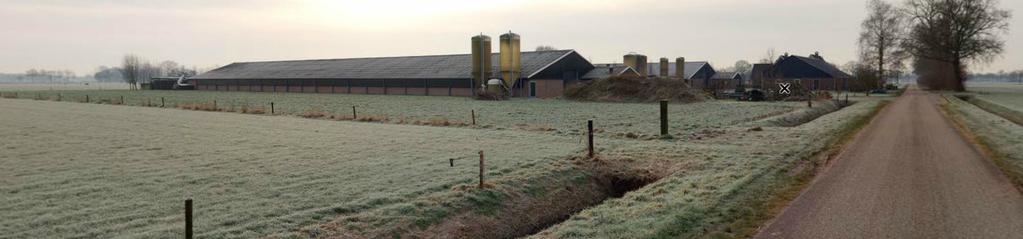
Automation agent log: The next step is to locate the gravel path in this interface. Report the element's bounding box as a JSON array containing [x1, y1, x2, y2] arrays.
[[756, 88, 1023, 239]]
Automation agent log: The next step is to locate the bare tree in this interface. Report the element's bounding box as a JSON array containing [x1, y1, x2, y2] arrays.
[[759, 48, 777, 64], [121, 54, 140, 90], [903, 0, 1012, 91], [859, 0, 908, 89], [733, 60, 752, 74]]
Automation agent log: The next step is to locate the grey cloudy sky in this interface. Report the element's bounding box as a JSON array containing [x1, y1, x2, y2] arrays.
[[1, 0, 1020, 75]]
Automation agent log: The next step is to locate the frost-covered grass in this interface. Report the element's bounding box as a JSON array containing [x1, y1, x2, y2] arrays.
[[0, 99, 587, 238], [532, 99, 888, 238], [0, 93, 875, 238], [967, 82, 1023, 113], [0, 82, 127, 91], [945, 94, 1023, 187], [1, 90, 802, 137]]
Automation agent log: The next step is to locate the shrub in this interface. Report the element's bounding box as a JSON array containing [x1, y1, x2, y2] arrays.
[[564, 76, 705, 103]]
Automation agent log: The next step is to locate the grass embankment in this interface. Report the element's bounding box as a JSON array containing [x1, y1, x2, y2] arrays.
[[943, 95, 1023, 190], [530, 99, 889, 238], [0, 90, 801, 138]]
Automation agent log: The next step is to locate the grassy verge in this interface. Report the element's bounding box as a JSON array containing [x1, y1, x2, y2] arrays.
[[941, 95, 1023, 190], [703, 100, 889, 238]]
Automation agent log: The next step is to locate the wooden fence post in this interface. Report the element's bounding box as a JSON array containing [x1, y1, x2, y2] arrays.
[[161, 97, 165, 107], [185, 198, 193, 239], [479, 150, 485, 188], [270, 102, 275, 114], [352, 106, 357, 119], [86, 95, 89, 103], [660, 100, 668, 136], [588, 120, 594, 158], [471, 110, 476, 125]]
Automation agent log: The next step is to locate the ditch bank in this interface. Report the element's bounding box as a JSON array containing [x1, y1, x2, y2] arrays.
[[408, 156, 666, 239], [753, 100, 854, 127]]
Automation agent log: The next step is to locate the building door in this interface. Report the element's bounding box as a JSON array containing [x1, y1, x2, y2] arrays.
[[529, 81, 537, 98]]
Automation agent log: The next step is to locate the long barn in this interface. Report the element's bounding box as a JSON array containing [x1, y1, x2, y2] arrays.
[[189, 50, 596, 98]]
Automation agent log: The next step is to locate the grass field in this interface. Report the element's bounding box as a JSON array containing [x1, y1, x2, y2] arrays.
[[950, 82, 1023, 188], [0, 91, 887, 238], [967, 82, 1023, 113], [0, 90, 803, 138]]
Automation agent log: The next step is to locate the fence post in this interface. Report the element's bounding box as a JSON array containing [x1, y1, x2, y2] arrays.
[[270, 102, 275, 114], [807, 93, 812, 108], [161, 97, 165, 107], [479, 150, 485, 188], [660, 100, 668, 136], [213, 100, 217, 110], [352, 106, 357, 119], [86, 95, 89, 103], [471, 110, 476, 125], [185, 198, 193, 239], [588, 120, 594, 158], [449, 158, 454, 167], [120, 95, 124, 105]]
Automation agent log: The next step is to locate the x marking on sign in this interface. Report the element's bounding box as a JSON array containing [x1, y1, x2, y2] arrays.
[[779, 83, 792, 95]]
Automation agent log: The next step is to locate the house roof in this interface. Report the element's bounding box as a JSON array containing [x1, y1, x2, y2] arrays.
[[582, 64, 639, 79], [192, 50, 579, 80]]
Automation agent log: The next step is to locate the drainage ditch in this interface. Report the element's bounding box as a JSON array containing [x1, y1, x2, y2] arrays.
[[408, 159, 662, 239]]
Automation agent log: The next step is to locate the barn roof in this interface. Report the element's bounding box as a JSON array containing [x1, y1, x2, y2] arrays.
[[778, 55, 853, 79], [192, 50, 580, 80], [711, 71, 741, 80], [645, 62, 713, 79]]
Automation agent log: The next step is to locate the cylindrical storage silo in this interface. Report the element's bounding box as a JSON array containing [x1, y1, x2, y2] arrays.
[[471, 34, 493, 90], [499, 32, 521, 89], [659, 58, 670, 77], [676, 57, 686, 79], [623, 53, 648, 77]]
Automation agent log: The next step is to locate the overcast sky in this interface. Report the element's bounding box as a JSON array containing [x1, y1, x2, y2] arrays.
[[1, 0, 1020, 75]]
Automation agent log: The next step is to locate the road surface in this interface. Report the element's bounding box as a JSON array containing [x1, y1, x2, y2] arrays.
[[756, 89, 1023, 238]]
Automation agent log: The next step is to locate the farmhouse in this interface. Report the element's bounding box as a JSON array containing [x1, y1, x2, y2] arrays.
[[749, 53, 852, 92], [190, 49, 596, 98], [642, 61, 717, 88]]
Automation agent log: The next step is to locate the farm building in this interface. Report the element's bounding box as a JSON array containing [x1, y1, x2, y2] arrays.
[[189, 49, 596, 98], [642, 61, 717, 88], [709, 71, 743, 91], [749, 53, 852, 92]]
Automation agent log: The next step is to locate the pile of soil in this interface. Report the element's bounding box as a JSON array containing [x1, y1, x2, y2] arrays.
[[564, 77, 706, 103]]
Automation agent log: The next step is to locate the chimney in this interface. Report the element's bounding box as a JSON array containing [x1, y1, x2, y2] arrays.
[[676, 57, 686, 79]]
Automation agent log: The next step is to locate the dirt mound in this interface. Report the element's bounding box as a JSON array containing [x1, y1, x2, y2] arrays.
[[565, 77, 706, 103]]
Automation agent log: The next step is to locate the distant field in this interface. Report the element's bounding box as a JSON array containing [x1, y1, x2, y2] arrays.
[[968, 82, 1023, 113], [0, 90, 803, 138], [0, 82, 128, 91], [0, 95, 887, 238]]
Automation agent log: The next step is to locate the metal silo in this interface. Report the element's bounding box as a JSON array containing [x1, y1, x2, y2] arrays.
[[659, 57, 669, 77], [623, 53, 648, 77], [499, 32, 521, 88], [471, 34, 493, 90], [676, 57, 686, 79]]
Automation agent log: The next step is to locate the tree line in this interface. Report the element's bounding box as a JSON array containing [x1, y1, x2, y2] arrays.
[[101, 54, 207, 90], [853, 0, 1012, 91], [0, 69, 80, 83]]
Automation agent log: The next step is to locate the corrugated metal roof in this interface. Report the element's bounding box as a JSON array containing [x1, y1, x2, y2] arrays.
[[192, 50, 576, 80]]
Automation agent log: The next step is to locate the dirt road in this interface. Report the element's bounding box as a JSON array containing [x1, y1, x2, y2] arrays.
[[756, 89, 1023, 238]]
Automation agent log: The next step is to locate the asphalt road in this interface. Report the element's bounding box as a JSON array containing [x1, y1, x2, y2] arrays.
[[756, 89, 1023, 239]]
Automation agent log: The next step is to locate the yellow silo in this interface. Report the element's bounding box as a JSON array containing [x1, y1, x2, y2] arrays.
[[471, 34, 493, 89], [623, 53, 648, 77], [499, 32, 521, 88], [659, 58, 669, 77]]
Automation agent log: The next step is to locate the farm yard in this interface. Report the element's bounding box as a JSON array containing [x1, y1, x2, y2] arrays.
[[0, 90, 887, 238]]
